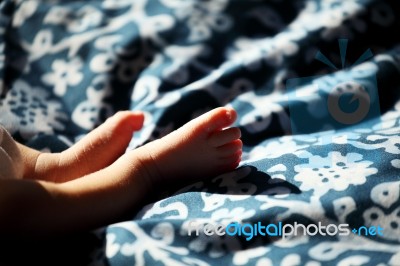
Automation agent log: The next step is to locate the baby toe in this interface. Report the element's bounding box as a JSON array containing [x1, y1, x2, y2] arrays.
[[218, 151, 242, 171], [217, 139, 242, 158], [189, 107, 237, 134], [209, 127, 241, 147]]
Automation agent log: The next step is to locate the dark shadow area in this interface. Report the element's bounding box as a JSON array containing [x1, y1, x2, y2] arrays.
[[0, 233, 103, 266], [155, 165, 301, 202]]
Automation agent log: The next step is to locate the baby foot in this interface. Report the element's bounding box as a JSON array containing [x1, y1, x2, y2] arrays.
[[35, 111, 144, 182], [137, 107, 242, 185]]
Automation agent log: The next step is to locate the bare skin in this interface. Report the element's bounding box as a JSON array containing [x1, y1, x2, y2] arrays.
[[0, 107, 242, 238]]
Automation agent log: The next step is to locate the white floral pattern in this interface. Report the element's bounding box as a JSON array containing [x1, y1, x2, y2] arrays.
[[161, 0, 232, 42], [294, 151, 378, 196], [0, 80, 67, 139], [228, 29, 306, 69], [42, 58, 83, 96]]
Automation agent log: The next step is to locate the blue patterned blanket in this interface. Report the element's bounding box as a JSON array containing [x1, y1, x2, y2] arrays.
[[1, 0, 400, 265]]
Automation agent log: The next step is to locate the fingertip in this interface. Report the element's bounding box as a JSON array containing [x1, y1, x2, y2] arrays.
[[105, 111, 144, 132]]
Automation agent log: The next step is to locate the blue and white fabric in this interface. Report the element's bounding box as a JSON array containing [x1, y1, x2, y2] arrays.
[[0, 0, 399, 265]]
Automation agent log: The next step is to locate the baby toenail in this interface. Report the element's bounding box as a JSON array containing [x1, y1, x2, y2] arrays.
[[226, 109, 233, 120]]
